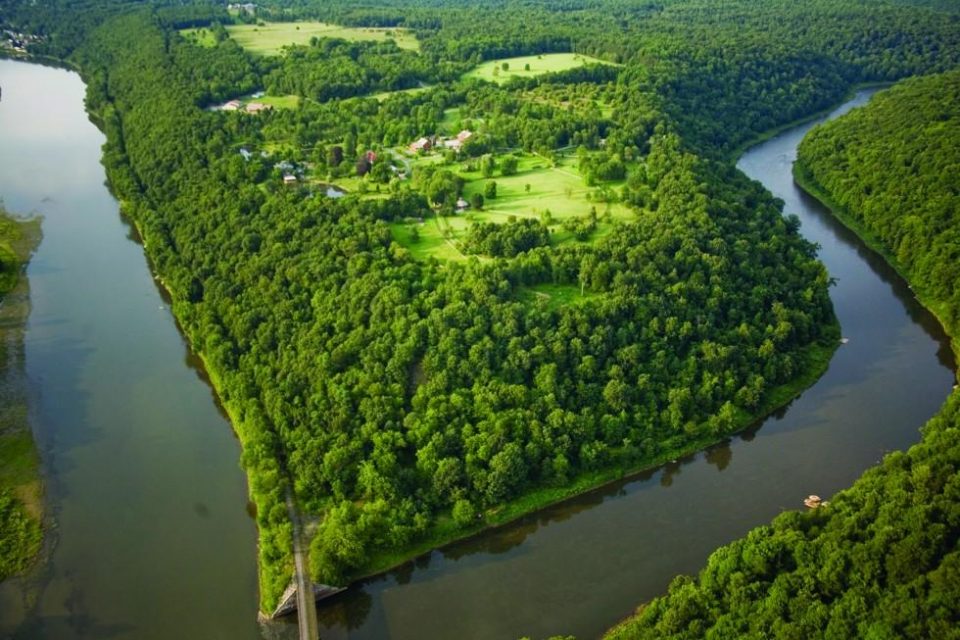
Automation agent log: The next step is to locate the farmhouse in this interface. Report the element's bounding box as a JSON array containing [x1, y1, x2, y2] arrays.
[[245, 102, 272, 113], [228, 3, 258, 14], [283, 174, 297, 185], [409, 137, 432, 153], [456, 197, 470, 213], [221, 100, 242, 111]]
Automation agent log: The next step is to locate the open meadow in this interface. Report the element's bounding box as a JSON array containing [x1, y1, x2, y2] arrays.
[[462, 52, 616, 83], [389, 152, 633, 262], [182, 21, 420, 55]]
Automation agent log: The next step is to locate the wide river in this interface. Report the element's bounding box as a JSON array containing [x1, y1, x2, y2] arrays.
[[0, 62, 954, 639]]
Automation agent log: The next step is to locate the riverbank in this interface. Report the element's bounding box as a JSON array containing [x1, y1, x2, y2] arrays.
[[0, 210, 43, 580], [793, 162, 959, 359], [726, 81, 893, 163]]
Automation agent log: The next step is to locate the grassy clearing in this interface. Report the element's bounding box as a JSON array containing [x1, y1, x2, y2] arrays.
[[390, 152, 634, 261], [439, 107, 462, 134], [462, 52, 617, 84], [517, 283, 600, 310], [180, 27, 218, 48], [254, 94, 300, 109], [459, 155, 631, 220], [368, 85, 432, 102], [211, 21, 419, 55], [390, 214, 469, 262]]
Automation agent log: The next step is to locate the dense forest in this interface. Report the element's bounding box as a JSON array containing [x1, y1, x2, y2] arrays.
[[2, 0, 959, 619], [609, 69, 960, 639], [797, 69, 960, 339]]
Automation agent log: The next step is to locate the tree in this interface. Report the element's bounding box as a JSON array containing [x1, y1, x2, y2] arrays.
[[501, 155, 519, 176], [452, 499, 476, 527], [329, 145, 344, 167], [470, 192, 484, 210], [480, 155, 496, 178], [356, 156, 371, 176], [485, 181, 497, 199]]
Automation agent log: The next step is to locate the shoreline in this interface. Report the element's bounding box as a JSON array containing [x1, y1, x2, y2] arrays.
[[792, 162, 960, 362], [726, 80, 894, 162]]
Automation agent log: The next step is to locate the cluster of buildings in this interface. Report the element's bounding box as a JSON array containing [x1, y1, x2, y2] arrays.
[[408, 129, 473, 153], [227, 3, 258, 14], [219, 99, 272, 113], [1, 29, 42, 54]]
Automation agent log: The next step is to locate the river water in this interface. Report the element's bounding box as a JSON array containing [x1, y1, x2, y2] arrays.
[[0, 62, 953, 640], [0, 60, 260, 639]]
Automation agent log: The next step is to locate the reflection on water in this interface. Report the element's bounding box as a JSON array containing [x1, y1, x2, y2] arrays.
[[0, 59, 261, 640]]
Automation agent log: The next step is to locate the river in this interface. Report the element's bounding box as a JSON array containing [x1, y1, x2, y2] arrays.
[[0, 59, 261, 639], [0, 62, 954, 640]]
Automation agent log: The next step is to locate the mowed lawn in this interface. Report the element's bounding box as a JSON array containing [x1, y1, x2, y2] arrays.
[[462, 53, 617, 84], [226, 21, 419, 55], [459, 155, 632, 222], [182, 22, 419, 54], [244, 94, 300, 109], [390, 154, 634, 261]]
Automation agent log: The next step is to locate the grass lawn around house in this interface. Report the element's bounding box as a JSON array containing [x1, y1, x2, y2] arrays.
[[254, 94, 301, 109], [462, 52, 618, 84], [390, 152, 635, 261], [184, 21, 421, 55]]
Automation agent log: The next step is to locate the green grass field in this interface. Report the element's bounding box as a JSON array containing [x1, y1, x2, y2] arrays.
[[438, 107, 463, 134], [390, 153, 634, 262], [255, 94, 300, 109], [369, 85, 432, 102], [516, 283, 600, 310], [181, 27, 218, 48], [183, 21, 420, 55], [462, 53, 617, 84]]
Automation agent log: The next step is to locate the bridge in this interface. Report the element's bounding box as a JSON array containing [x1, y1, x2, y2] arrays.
[[271, 491, 344, 640]]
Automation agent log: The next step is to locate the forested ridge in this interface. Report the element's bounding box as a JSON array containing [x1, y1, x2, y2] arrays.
[[3, 0, 959, 616], [608, 70, 960, 640]]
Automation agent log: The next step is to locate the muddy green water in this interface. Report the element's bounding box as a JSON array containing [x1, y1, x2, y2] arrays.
[[0, 59, 260, 639], [0, 63, 954, 640]]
